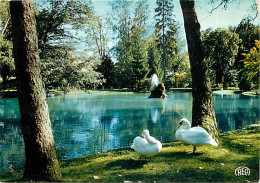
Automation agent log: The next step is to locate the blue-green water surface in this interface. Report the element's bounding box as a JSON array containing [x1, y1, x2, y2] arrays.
[[0, 91, 259, 172]]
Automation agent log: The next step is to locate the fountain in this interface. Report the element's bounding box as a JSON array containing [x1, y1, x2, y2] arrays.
[[148, 74, 167, 99], [150, 74, 159, 90]]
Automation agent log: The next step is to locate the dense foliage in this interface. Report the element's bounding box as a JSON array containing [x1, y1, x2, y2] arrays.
[[239, 40, 260, 91], [40, 46, 103, 92], [0, 1, 15, 90], [0, 0, 258, 92], [35, 0, 104, 91], [202, 29, 240, 89], [0, 36, 14, 89], [154, 0, 174, 79]]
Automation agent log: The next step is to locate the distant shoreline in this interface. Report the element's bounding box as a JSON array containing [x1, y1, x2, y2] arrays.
[[1, 88, 259, 99]]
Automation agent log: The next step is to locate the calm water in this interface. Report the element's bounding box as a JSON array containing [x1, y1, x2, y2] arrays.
[[0, 91, 259, 172]]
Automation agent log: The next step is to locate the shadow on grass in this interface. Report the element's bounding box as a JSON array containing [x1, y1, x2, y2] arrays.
[[221, 136, 258, 154], [158, 151, 204, 160], [173, 167, 227, 182], [61, 148, 133, 168], [106, 159, 148, 170]]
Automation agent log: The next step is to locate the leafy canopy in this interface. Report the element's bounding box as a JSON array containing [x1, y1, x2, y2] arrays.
[[240, 40, 260, 88]]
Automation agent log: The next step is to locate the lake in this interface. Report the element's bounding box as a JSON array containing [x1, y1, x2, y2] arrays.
[[0, 91, 259, 172]]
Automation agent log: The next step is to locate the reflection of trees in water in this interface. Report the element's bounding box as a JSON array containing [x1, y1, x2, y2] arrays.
[[51, 108, 121, 159], [0, 124, 24, 172], [148, 110, 182, 142], [44, 94, 195, 158], [214, 94, 259, 132], [0, 98, 20, 122], [116, 108, 183, 146], [0, 98, 24, 172], [234, 108, 259, 130], [0, 93, 259, 172]]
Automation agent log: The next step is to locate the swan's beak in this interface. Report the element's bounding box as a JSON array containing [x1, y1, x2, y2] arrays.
[[178, 122, 182, 128]]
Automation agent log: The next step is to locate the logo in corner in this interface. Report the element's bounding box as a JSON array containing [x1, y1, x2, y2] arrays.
[[235, 166, 250, 176]]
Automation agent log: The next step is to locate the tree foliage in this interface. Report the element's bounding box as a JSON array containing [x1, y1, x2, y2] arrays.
[[110, 0, 150, 90], [40, 46, 103, 92], [130, 1, 150, 90], [154, 0, 174, 79], [239, 40, 260, 90], [154, 0, 187, 84], [96, 55, 115, 88], [0, 1, 14, 89], [0, 36, 15, 89], [203, 28, 240, 89], [85, 15, 110, 59], [0, 1, 10, 36], [36, 0, 94, 50], [147, 36, 163, 81], [234, 20, 260, 69], [35, 0, 104, 91]]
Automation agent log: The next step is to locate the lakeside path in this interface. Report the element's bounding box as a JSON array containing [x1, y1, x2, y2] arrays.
[[2, 124, 259, 182]]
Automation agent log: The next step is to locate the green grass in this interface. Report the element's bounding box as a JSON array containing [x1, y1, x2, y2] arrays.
[[1, 125, 259, 182]]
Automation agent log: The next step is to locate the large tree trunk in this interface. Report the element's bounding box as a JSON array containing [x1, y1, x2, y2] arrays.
[[10, 1, 61, 181], [179, 0, 219, 142]]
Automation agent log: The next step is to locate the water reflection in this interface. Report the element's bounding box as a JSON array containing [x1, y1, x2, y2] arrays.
[[214, 94, 259, 131], [0, 92, 259, 172]]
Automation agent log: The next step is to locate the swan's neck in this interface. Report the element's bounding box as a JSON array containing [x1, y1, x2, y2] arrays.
[[144, 134, 158, 144]]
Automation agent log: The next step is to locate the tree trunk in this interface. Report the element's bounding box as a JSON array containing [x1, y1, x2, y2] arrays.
[[179, 0, 219, 142], [10, 1, 61, 181]]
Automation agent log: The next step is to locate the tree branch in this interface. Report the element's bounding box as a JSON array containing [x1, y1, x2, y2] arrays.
[[208, 1, 224, 14], [1, 17, 10, 36]]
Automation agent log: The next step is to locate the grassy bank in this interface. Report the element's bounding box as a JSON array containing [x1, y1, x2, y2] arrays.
[[1, 124, 259, 182]]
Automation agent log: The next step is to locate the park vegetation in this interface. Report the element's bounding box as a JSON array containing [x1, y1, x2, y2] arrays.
[[1, 124, 259, 182], [1, 0, 259, 181], [0, 0, 259, 92]]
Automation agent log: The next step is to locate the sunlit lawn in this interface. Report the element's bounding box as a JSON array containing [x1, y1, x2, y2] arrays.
[[1, 124, 259, 182]]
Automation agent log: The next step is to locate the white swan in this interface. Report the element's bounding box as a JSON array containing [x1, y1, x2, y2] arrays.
[[175, 118, 218, 153], [131, 129, 162, 159]]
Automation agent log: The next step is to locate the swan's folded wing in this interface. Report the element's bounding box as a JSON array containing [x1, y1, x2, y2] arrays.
[[132, 136, 149, 149], [146, 136, 160, 144], [191, 126, 208, 133], [181, 128, 212, 145]]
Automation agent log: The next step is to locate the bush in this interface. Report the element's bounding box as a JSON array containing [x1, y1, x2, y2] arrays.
[[238, 75, 252, 91], [137, 78, 150, 91]]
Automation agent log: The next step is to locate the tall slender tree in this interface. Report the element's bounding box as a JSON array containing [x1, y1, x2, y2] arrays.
[[147, 36, 163, 81], [155, 0, 174, 80], [131, 26, 149, 90], [130, 0, 150, 90], [85, 15, 109, 59], [110, 1, 134, 88], [110, 0, 150, 89], [10, 1, 61, 181], [180, 0, 219, 142]]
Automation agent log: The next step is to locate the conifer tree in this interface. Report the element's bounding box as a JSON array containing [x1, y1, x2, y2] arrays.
[[155, 0, 174, 80], [147, 38, 163, 81]]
